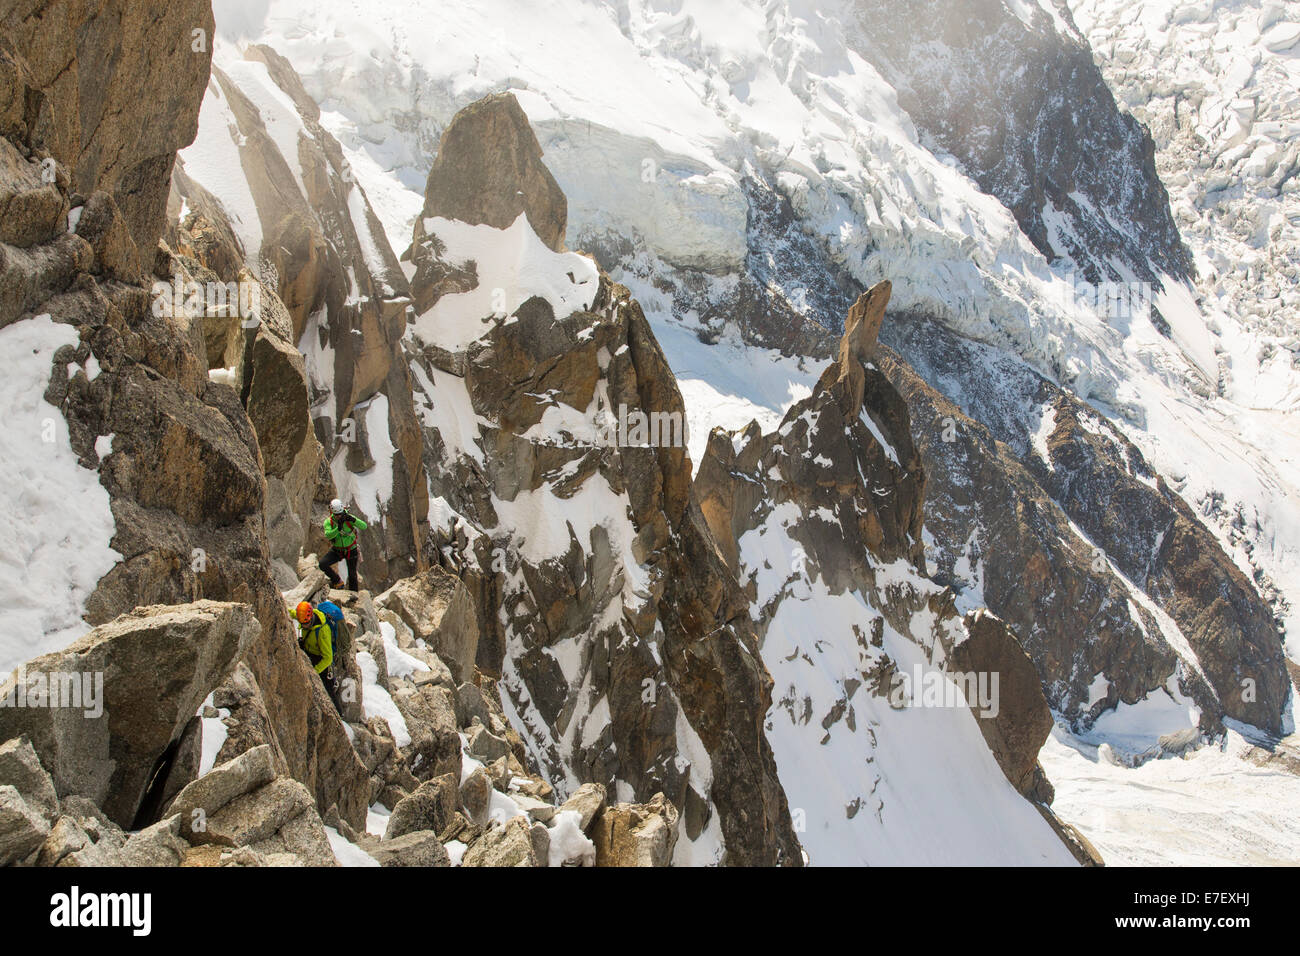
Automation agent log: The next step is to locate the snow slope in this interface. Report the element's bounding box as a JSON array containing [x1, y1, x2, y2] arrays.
[[1042, 724, 1300, 866], [742, 512, 1077, 865], [1073, 0, 1300, 648], [0, 315, 120, 675]]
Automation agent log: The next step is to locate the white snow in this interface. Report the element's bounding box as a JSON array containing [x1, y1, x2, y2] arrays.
[[761, 584, 1076, 865], [410, 214, 598, 352], [197, 692, 232, 777], [215, 0, 1300, 666], [330, 392, 397, 523], [738, 495, 1076, 865], [379, 621, 431, 679], [356, 649, 411, 747], [444, 839, 468, 866], [1042, 725, 1300, 866], [1074, 0, 1300, 653], [179, 71, 266, 273], [325, 826, 381, 866], [1073, 675, 1202, 763], [204, 0, 1300, 866], [0, 315, 120, 675], [546, 809, 596, 866], [1030, 402, 1056, 470]]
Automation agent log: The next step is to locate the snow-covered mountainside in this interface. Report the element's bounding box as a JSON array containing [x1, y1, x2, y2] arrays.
[[164, 36, 1095, 863], [3, 0, 1296, 869], [214, 0, 1297, 657], [203, 0, 1300, 863], [1071, 0, 1300, 644]]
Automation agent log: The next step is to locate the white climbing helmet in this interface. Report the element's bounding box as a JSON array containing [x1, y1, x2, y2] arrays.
[[330, 498, 345, 514]]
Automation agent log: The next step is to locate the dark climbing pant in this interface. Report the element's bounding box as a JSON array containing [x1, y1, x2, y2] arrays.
[[320, 667, 345, 717], [319, 547, 359, 591]]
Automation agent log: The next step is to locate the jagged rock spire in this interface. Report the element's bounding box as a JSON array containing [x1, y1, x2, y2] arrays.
[[419, 92, 568, 252]]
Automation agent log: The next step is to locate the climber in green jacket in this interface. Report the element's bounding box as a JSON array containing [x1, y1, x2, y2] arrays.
[[295, 600, 343, 715], [318, 498, 368, 591]]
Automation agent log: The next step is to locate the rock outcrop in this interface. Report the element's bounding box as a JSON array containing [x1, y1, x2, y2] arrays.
[[0, 0, 369, 842], [413, 91, 568, 253], [170, 43, 429, 591], [952, 610, 1054, 803], [375, 568, 480, 683], [0, 601, 259, 828], [695, 281, 1086, 864], [877, 315, 1288, 734], [590, 793, 679, 867], [851, 0, 1192, 283], [405, 92, 801, 865], [0, 0, 215, 281]]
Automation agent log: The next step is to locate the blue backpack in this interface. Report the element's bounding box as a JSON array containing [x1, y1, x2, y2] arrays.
[[316, 601, 351, 655]]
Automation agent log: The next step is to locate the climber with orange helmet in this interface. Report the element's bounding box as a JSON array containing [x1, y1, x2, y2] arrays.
[[294, 599, 342, 715], [318, 498, 368, 592]]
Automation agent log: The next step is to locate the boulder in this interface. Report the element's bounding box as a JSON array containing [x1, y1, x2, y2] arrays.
[[376, 568, 480, 681], [392, 683, 462, 782], [529, 821, 551, 866], [0, 736, 59, 821], [461, 816, 539, 867], [214, 648, 371, 833], [590, 793, 678, 867], [465, 722, 510, 764], [166, 744, 280, 839], [459, 767, 492, 826], [385, 773, 459, 841], [950, 610, 1055, 802], [188, 775, 336, 867], [557, 782, 607, 832], [454, 682, 492, 729], [118, 814, 188, 867], [513, 792, 556, 825], [360, 829, 450, 867], [190, 776, 314, 847], [55, 795, 124, 849], [34, 815, 93, 867], [0, 785, 49, 865], [0, 601, 260, 827]]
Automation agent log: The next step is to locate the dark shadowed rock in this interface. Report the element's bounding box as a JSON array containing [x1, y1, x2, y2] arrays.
[[950, 610, 1054, 802], [0, 0, 215, 279]]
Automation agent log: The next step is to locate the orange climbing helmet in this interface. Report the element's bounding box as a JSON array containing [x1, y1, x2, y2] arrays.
[[295, 601, 314, 625]]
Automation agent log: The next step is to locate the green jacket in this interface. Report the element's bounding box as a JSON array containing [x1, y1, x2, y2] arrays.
[[299, 610, 333, 674], [324, 513, 368, 550]]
